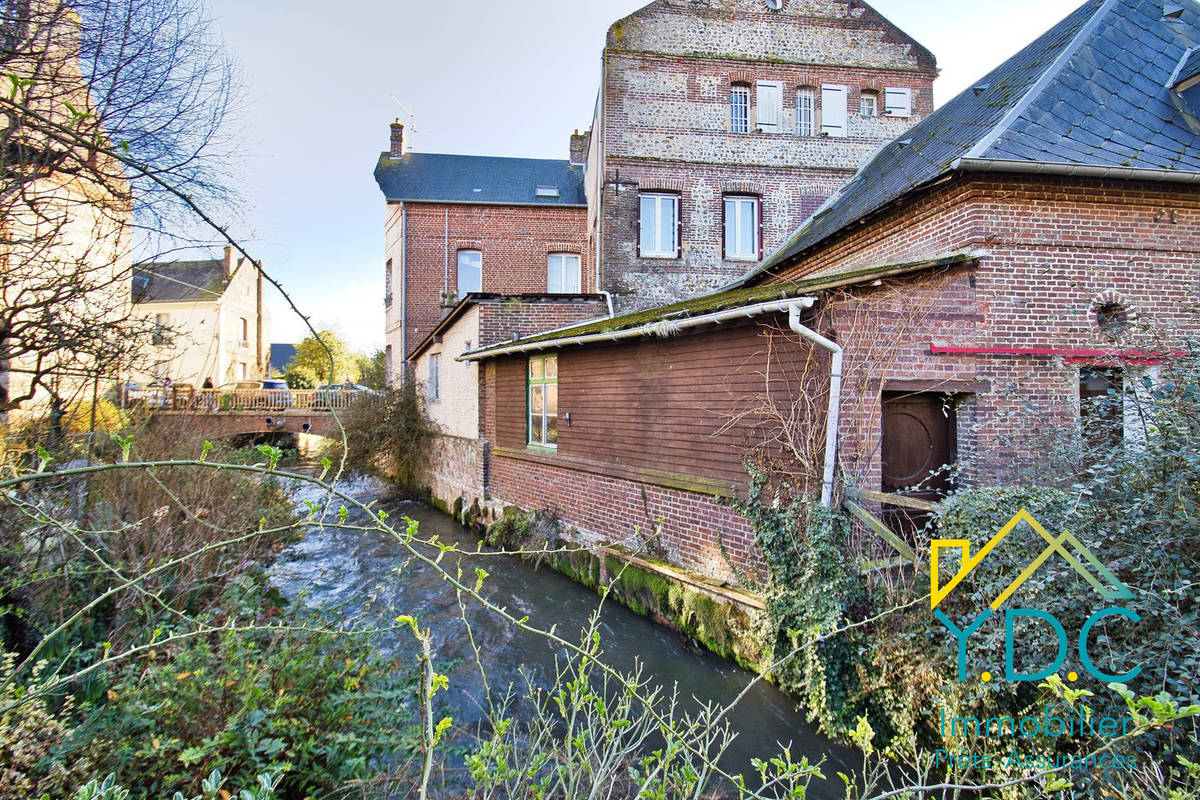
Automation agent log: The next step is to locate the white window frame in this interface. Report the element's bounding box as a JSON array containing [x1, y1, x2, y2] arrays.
[[884, 87, 912, 118], [796, 89, 815, 136], [860, 94, 877, 117], [547, 252, 581, 293], [427, 353, 440, 402], [723, 195, 760, 261], [730, 85, 750, 133], [528, 354, 558, 449], [755, 80, 784, 133], [821, 85, 848, 137], [638, 193, 679, 259], [457, 249, 482, 296]]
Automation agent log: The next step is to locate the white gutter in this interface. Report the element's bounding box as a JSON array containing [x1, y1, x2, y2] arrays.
[[459, 296, 816, 361], [786, 304, 843, 509], [955, 157, 1200, 184], [600, 290, 615, 317]]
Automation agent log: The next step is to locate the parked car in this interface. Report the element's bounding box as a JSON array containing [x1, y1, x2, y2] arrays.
[[217, 379, 292, 409], [312, 382, 380, 409]]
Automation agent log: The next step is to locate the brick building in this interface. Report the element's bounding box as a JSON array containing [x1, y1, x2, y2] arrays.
[[463, 0, 1200, 580], [374, 123, 592, 372], [584, 0, 937, 312]]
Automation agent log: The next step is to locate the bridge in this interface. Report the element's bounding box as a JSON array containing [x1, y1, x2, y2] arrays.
[[126, 387, 371, 440]]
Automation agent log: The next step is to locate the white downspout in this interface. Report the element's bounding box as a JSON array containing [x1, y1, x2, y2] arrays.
[[787, 303, 843, 508]]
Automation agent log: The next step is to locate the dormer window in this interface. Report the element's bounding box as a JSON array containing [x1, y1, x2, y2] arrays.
[[536, 185, 560, 198], [1168, 46, 1200, 133]]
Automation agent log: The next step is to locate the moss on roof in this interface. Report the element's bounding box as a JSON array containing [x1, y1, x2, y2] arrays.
[[470, 253, 972, 356]]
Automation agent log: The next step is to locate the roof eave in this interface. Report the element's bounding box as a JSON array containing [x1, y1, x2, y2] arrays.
[[955, 157, 1200, 184]]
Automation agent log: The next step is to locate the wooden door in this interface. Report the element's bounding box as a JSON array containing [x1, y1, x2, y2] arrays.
[[880, 392, 957, 535]]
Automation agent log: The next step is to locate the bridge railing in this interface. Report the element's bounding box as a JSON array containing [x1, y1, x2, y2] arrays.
[[124, 387, 372, 412]]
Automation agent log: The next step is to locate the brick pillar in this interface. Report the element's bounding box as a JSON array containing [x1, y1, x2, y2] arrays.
[[390, 120, 405, 158], [569, 128, 590, 165]]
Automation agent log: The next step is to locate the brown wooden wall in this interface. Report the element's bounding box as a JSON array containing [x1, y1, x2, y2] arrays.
[[490, 315, 826, 491]]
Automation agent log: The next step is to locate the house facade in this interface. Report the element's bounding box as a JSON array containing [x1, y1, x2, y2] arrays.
[[463, 0, 1200, 580], [131, 246, 270, 387], [410, 293, 608, 511], [375, 124, 592, 373], [584, 0, 937, 312]]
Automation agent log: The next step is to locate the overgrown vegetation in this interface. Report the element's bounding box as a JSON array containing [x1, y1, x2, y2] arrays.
[[337, 384, 435, 491]]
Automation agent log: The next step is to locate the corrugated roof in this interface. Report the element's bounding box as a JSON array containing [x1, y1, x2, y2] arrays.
[[373, 152, 587, 206], [131, 260, 227, 304], [465, 254, 974, 359], [744, 0, 1200, 283]]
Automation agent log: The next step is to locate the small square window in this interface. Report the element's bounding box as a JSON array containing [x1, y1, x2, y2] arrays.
[[860, 95, 877, 117]]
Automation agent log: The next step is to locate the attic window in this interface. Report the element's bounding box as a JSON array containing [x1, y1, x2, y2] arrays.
[[1095, 303, 1130, 338], [1164, 3, 1184, 19], [1167, 46, 1200, 132], [536, 185, 560, 198]]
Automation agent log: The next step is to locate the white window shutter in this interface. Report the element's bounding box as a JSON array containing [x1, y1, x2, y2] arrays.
[[821, 85, 848, 137], [885, 87, 912, 117], [756, 81, 783, 133]]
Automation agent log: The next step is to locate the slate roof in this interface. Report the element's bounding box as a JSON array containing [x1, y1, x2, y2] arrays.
[[373, 152, 587, 206], [744, 0, 1200, 283], [131, 260, 228, 304]]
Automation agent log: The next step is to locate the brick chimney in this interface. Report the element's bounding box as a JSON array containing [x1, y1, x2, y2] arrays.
[[569, 128, 590, 165], [222, 245, 235, 278], [390, 119, 405, 158]]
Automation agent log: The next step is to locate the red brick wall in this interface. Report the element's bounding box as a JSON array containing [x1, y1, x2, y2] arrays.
[[476, 297, 607, 349], [400, 203, 589, 357]]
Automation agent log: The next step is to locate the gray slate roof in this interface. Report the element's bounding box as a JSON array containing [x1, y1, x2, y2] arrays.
[[131, 260, 227, 304], [374, 152, 586, 206], [746, 0, 1200, 282]]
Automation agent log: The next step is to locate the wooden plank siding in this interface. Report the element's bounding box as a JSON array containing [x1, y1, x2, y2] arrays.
[[491, 314, 829, 492]]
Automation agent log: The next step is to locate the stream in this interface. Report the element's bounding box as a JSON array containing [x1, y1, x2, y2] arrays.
[[270, 474, 858, 797]]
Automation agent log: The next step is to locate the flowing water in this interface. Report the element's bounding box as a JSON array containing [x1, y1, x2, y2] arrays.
[[271, 473, 858, 797]]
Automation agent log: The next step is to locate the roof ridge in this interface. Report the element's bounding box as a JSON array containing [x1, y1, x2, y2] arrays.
[[961, 0, 1117, 161]]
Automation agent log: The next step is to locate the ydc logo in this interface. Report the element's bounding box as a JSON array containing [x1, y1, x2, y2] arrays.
[[931, 509, 1139, 683]]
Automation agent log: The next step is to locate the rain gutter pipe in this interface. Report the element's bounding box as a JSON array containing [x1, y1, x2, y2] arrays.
[[787, 304, 842, 509]]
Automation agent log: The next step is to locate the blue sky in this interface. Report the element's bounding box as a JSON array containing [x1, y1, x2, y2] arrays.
[[205, 0, 1084, 352]]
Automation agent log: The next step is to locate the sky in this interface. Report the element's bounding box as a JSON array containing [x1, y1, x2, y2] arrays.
[[204, 0, 1085, 353]]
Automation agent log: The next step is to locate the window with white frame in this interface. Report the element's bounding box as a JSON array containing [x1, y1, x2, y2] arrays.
[[639, 193, 679, 258], [796, 88, 815, 136], [239, 317, 249, 346], [153, 313, 169, 346], [547, 253, 581, 293], [755, 80, 783, 133], [457, 249, 482, 295], [884, 87, 912, 117], [860, 93, 877, 117], [821, 85, 848, 136], [730, 84, 750, 133], [528, 354, 558, 448], [723, 195, 760, 261], [427, 353, 440, 401]]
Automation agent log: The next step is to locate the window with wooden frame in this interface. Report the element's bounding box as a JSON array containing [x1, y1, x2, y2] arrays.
[[638, 192, 680, 258], [723, 195, 760, 261], [730, 84, 750, 133], [859, 91, 878, 117], [547, 253, 581, 293], [527, 355, 558, 448], [796, 88, 815, 136]]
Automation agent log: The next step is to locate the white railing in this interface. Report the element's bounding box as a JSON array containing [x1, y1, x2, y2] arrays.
[[123, 387, 372, 412]]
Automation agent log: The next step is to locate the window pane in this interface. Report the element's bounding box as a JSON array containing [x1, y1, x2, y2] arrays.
[[457, 250, 482, 294], [739, 200, 755, 256], [546, 415, 558, 444], [545, 383, 557, 414], [530, 358, 543, 379], [658, 197, 674, 252], [544, 356, 557, 379], [547, 254, 562, 293], [724, 198, 735, 255], [640, 196, 657, 253], [563, 255, 580, 292], [531, 384, 544, 415]]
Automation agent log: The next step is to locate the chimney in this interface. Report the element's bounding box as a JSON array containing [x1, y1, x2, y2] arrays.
[[222, 245, 235, 278], [390, 119, 405, 158], [569, 128, 590, 166]]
